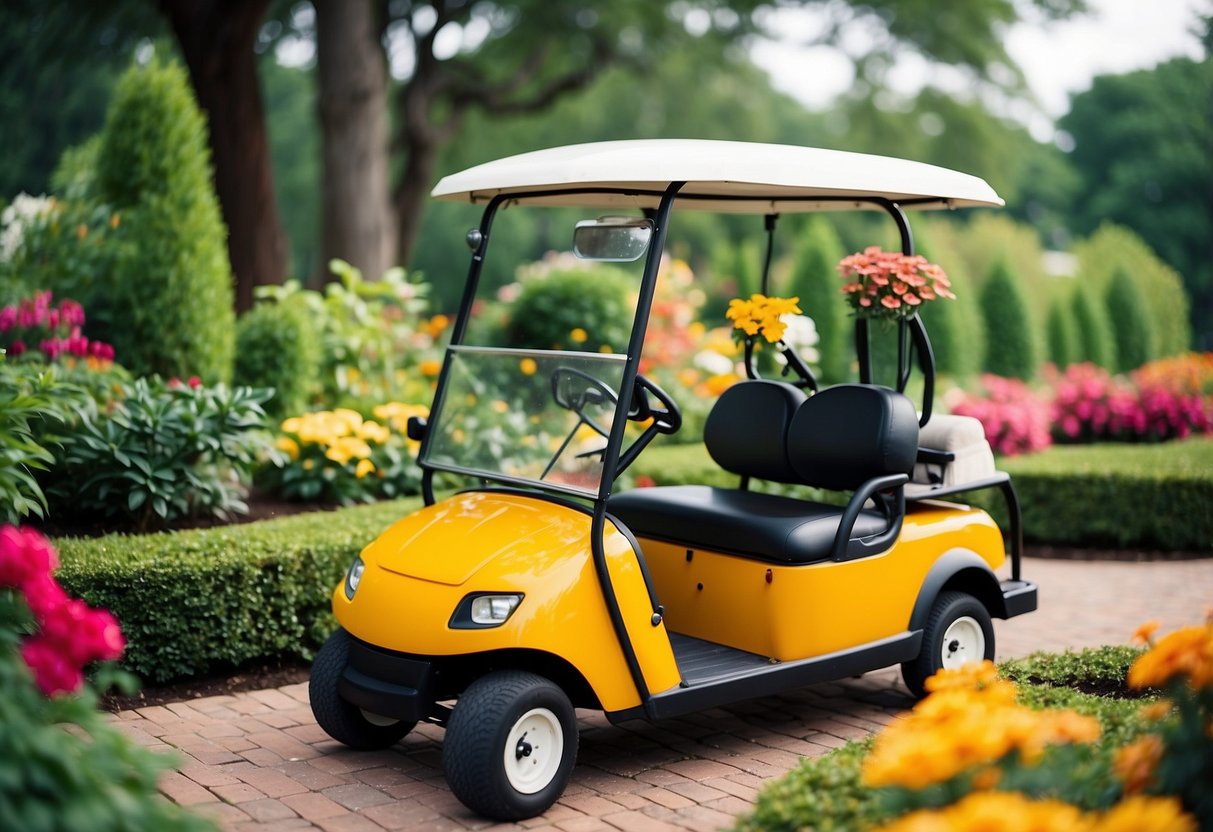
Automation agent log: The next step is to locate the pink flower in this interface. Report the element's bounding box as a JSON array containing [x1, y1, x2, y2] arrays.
[[0, 525, 58, 588], [20, 638, 84, 696], [187, 376, 202, 389]]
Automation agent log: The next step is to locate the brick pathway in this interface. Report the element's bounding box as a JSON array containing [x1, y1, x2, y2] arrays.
[[110, 556, 1213, 832]]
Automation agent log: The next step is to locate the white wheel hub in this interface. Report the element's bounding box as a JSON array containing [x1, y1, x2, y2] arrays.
[[504, 707, 564, 794], [360, 709, 399, 727], [940, 615, 985, 669]]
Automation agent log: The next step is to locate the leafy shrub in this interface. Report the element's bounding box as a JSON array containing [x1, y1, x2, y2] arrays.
[[0, 290, 114, 363], [55, 499, 418, 682], [39, 377, 273, 531], [0, 526, 211, 831], [947, 375, 1053, 456], [979, 259, 1036, 380], [90, 58, 235, 383], [260, 403, 428, 504], [1105, 266, 1155, 372], [0, 364, 88, 524], [233, 299, 322, 420], [1000, 645, 1145, 693], [503, 258, 634, 353], [256, 259, 440, 411], [1070, 282, 1114, 369]]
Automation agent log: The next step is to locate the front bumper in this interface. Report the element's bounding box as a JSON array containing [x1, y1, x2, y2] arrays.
[[337, 636, 437, 722]]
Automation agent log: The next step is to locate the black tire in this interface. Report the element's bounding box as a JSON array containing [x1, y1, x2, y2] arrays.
[[443, 670, 578, 821], [309, 629, 415, 749], [901, 590, 995, 698]]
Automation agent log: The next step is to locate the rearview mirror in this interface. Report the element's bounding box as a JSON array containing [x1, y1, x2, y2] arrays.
[[573, 217, 653, 262]]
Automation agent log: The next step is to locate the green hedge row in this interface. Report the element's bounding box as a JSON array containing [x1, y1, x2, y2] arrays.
[[55, 499, 419, 684], [631, 437, 1213, 552]]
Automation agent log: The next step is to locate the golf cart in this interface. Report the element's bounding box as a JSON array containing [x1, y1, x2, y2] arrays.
[[309, 139, 1038, 820]]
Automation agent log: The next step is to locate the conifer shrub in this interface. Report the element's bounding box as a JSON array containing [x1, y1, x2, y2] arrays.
[[90, 58, 235, 383], [788, 217, 851, 385], [1046, 296, 1077, 369], [979, 259, 1036, 380], [1105, 266, 1155, 372], [1071, 282, 1115, 369]]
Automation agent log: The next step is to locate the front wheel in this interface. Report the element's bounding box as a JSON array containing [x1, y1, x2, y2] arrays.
[[901, 590, 995, 698], [309, 629, 416, 749], [443, 670, 578, 821]]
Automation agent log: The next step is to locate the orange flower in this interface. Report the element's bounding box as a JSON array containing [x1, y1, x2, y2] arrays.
[[1132, 619, 1162, 645], [1112, 735, 1163, 794], [419, 359, 442, 377], [1097, 795, 1196, 832], [1128, 621, 1213, 691]]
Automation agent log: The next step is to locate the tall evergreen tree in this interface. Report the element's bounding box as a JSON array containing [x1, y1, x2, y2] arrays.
[[788, 217, 851, 385], [1070, 282, 1114, 369], [1104, 266, 1155, 372], [1046, 296, 1077, 369]]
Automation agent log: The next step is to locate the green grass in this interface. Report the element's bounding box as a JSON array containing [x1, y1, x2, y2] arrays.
[[1001, 437, 1213, 478]]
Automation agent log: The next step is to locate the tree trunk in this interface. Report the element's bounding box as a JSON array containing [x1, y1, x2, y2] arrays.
[[394, 131, 443, 270], [158, 0, 287, 312], [315, 0, 396, 282]]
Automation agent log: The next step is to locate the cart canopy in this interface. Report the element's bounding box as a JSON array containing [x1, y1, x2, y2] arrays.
[[431, 139, 1003, 213]]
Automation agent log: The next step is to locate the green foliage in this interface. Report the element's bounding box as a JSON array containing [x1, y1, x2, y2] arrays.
[[91, 58, 235, 383], [1046, 296, 1077, 368], [0, 364, 85, 523], [0, 590, 212, 832], [916, 226, 985, 379], [54, 498, 419, 682], [255, 260, 437, 411], [998, 438, 1213, 550], [979, 259, 1036, 379], [1073, 224, 1192, 357], [40, 378, 274, 532], [1061, 58, 1211, 348], [1069, 282, 1114, 368], [788, 217, 851, 385], [1104, 267, 1155, 372], [503, 264, 634, 353], [234, 300, 322, 420], [1000, 646, 1146, 693]]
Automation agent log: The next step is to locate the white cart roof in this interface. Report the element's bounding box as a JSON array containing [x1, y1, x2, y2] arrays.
[[431, 139, 1003, 213]]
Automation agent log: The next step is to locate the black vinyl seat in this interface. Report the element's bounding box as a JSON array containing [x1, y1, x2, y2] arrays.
[[609, 381, 919, 564]]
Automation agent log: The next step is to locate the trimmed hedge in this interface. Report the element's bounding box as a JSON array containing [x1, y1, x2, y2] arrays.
[[54, 498, 419, 684], [632, 437, 1213, 552]]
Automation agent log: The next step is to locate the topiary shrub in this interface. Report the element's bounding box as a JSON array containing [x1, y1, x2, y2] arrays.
[[503, 260, 634, 353], [1046, 295, 1077, 369], [234, 299, 322, 420], [90, 58, 235, 383], [1105, 266, 1155, 372], [788, 217, 851, 385], [1071, 280, 1115, 369], [979, 259, 1036, 380]]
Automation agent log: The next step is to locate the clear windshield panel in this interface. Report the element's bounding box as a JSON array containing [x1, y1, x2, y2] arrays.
[[421, 346, 628, 497]]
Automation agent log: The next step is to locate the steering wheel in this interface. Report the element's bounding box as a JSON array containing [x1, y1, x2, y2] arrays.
[[629, 374, 682, 434], [550, 367, 619, 440]]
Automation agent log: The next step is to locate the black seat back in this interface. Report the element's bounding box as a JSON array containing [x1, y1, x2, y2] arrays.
[[787, 384, 919, 490], [703, 380, 807, 485]]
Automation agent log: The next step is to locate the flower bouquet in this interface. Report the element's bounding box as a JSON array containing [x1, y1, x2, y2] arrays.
[[838, 246, 954, 320]]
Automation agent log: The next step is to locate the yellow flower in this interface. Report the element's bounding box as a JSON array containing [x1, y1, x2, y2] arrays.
[[276, 436, 300, 460], [325, 436, 371, 465], [1096, 796, 1196, 832], [925, 660, 1002, 694], [109, 213, 121, 229], [520, 358, 538, 376], [570, 327, 588, 344], [491, 400, 509, 414], [726, 294, 802, 343], [354, 458, 375, 479], [281, 417, 302, 434], [356, 420, 390, 444], [419, 359, 442, 377], [874, 791, 1088, 832], [333, 408, 364, 432], [303, 459, 315, 471]]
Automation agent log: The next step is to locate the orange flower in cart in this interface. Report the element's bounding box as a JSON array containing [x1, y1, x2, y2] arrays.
[[838, 246, 954, 320]]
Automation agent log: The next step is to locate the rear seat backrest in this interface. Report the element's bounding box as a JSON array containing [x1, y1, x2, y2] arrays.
[[787, 384, 919, 491], [703, 380, 807, 485]]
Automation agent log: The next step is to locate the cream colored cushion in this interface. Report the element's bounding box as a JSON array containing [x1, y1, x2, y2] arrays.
[[909, 414, 996, 493]]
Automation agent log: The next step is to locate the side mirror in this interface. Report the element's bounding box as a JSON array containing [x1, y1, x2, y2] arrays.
[[407, 416, 428, 442], [572, 217, 653, 262]]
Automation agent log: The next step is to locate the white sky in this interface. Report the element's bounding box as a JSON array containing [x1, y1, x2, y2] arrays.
[[750, 0, 1208, 139]]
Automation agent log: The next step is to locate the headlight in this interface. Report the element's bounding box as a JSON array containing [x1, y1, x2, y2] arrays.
[[450, 593, 524, 629], [344, 556, 365, 600]]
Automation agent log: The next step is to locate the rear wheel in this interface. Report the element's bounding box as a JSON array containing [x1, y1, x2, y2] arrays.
[[901, 591, 994, 698], [309, 629, 415, 749], [443, 670, 578, 821]]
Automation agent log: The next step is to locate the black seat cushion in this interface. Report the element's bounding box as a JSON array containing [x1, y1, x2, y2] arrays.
[[703, 380, 806, 484], [788, 384, 919, 491], [608, 485, 890, 565]]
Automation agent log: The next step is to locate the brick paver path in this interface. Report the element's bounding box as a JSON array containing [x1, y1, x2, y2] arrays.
[[111, 556, 1213, 832]]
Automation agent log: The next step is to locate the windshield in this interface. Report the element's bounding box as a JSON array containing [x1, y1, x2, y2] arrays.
[[421, 346, 629, 498]]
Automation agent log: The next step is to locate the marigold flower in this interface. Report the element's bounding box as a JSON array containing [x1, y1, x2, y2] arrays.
[[874, 791, 1088, 832], [1132, 619, 1162, 645], [1128, 622, 1213, 691], [356, 420, 390, 444], [1112, 735, 1163, 795], [570, 327, 588, 344], [354, 459, 375, 479], [276, 436, 300, 460], [420, 359, 442, 377], [1096, 796, 1196, 832], [520, 358, 538, 376]]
